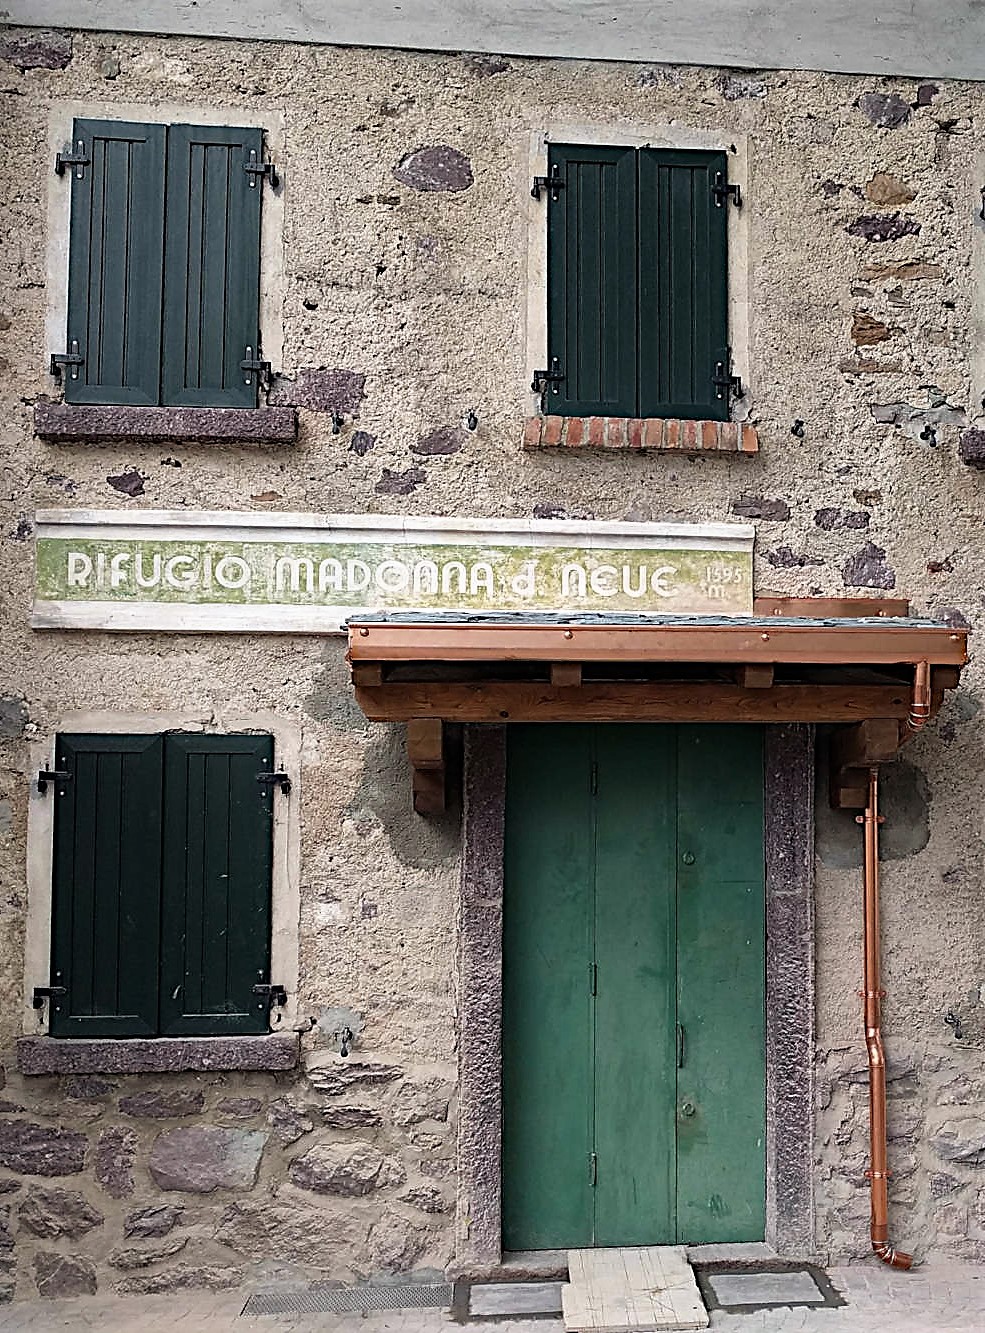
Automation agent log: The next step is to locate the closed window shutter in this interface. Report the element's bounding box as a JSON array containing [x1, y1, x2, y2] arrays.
[[547, 144, 638, 418], [638, 149, 730, 421], [65, 120, 166, 406], [162, 125, 264, 408], [49, 735, 164, 1037], [159, 734, 274, 1036]]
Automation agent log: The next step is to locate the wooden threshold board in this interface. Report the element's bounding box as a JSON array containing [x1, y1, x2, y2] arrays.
[[563, 1247, 709, 1332]]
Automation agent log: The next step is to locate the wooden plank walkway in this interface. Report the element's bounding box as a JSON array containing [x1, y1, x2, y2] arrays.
[[562, 1247, 709, 1332]]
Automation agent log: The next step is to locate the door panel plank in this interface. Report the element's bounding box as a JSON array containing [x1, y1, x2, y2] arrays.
[[593, 725, 677, 1245], [503, 725, 595, 1249], [675, 724, 766, 1242]]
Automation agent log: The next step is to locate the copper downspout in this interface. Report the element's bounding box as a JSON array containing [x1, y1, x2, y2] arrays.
[[905, 659, 932, 736], [859, 767, 913, 1270]]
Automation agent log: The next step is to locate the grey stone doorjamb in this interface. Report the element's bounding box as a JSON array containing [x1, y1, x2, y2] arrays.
[[455, 723, 815, 1271]]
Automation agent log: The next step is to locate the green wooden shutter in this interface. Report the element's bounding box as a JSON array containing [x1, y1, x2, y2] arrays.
[[50, 735, 164, 1037], [64, 119, 166, 406], [547, 144, 638, 417], [162, 125, 264, 408], [638, 149, 730, 421], [159, 734, 274, 1035]]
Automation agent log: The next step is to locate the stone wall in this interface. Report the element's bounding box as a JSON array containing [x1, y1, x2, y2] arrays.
[[0, 23, 985, 1300]]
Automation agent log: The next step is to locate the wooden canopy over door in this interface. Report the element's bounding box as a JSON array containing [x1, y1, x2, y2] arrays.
[[345, 600, 967, 812]]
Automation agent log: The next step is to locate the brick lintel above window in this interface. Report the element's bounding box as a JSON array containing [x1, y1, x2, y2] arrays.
[[523, 415, 759, 453]]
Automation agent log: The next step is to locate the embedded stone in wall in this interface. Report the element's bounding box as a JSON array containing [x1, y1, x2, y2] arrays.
[[306, 1060, 402, 1096], [268, 368, 366, 416], [843, 542, 896, 590], [267, 1096, 315, 1145], [401, 1185, 448, 1214], [838, 357, 902, 375], [375, 467, 426, 495], [814, 508, 870, 531], [958, 429, 985, 468], [391, 1078, 452, 1128], [916, 83, 939, 105], [715, 72, 767, 100], [119, 1090, 205, 1119], [872, 400, 967, 443], [862, 260, 942, 281], [730, 496, 791, 521], [123, 1204, 184, 1239], [865, 172, 916, 207], [393, 145, 474, 192], [319, 1105, 383, 1129], [33, 1251, 97, 1298], [108, 1236, 188, 1270], [95, 1126, 136, 1198], [148, 1127, 267, 1193], [847, 214, 920, 243], [411, 426, 466, 456], [763, 546, 824, 568], [288, 1141, 406, 1195], [0, 1121, 86, 1177], [466, 54, 510, 77], [0, 697, 28, 738], [851, 313, 892, 344], [0, 29, 73, 70], [18, 1187, 103, 1240], [931, 1117, 985, 1166], [114, 1264, 243, 1296], [858, 92, 911, 128], [349, 430, 376, 456], [63, 1076, 115, 1100], [215, 1097, 263, 1119], [106, 470, 146, 498], [367, 1211, 432, 1272]]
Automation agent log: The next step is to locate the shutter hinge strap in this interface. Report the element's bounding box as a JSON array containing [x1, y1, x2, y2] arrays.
[[55, 141, 90, 179], [256, 769, 292, 795], [50, 341, 84, 381], [244, 149, 279, 189], [712, 171, 741, 208], [532, 357, 564, 397], [32, 985, 67, 1009], [252, 983, 288, 1007], [713, 348, 744, 408], [532, 164, 565, 201], [241, 346, 271, 387], [37, 768, 71, 795]]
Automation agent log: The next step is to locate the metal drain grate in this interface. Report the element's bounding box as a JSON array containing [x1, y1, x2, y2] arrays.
[[242, 1281, 454, 1317]]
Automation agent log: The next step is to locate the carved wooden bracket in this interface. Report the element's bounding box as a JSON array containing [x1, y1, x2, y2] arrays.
[[407, 718, 446, 815]]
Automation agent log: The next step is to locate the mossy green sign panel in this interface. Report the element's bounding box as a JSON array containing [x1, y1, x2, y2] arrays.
[[503, 723, 764, 1249]]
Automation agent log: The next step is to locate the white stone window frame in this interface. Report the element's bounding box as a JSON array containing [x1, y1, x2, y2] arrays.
[[522, 122, 752, 421], [22, 710, 302, 1037], [45, 100, 286, 389]]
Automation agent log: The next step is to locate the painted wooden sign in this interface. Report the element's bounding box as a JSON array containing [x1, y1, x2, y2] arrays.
[[33, 510, 754, 632]]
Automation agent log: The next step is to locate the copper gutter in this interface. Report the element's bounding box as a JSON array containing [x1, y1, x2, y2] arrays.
[[859, 767, 913, 1270]]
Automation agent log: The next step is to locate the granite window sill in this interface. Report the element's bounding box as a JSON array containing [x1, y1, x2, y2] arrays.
[[16, 1034, 298, 1076], [34, 400, 298, 445]]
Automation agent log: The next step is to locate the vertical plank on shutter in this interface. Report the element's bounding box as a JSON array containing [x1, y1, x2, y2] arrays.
[[639, 149, 730, 421], [160, 734, 273, 1035], [50, 735, 163, 1037], [162, 125, 263, 408], [547, 144, 637, 418], [65, 120, 166, 405]]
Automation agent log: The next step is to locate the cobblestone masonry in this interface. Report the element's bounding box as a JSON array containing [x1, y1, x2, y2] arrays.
[[2, 23, 985, 1303]]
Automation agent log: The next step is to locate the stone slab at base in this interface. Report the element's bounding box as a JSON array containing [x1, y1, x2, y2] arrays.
[[34, 400, 298, 444], [16, 1034, 299, 1075], [563, 1247, 709, 1332], [470, 1282, 564, 1316], [523, 415, 758, 454]]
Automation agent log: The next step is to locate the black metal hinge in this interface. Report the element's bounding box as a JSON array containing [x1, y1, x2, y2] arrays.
[[50, 341, 84, 381], [244, 148, 279, 189], [37, 768, 71, 795], [532, 164, 565, 201], [257, 770, 292, 795], [531, 357, 565, 397], [32, 986, 67, 1009], [712, 171, 741, 208], [252, 983, 288, 1007], [241, 346, 271, 387], [55, 140, 90, 178], [713, 348, 744, 408]]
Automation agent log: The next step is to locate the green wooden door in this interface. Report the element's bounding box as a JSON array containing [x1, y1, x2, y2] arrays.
[[503, 723, 764, 1250]]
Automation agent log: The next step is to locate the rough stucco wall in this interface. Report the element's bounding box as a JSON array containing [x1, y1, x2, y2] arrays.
[[0, 25, 984, 1298]]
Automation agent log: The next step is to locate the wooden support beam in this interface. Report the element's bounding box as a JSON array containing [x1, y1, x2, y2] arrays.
[[739, 664, 774, 689], [829, 718, 904, 809], [406, 718, 445, 815], [351, 663, 384, 686], [550, 662, 583, 687], [357, 682, 914, 724]]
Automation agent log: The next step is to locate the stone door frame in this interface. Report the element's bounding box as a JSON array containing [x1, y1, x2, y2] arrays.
[[454, 722, 816, 1270]]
